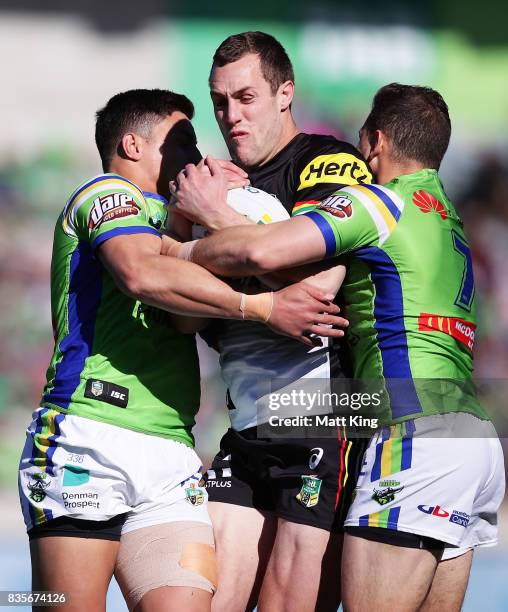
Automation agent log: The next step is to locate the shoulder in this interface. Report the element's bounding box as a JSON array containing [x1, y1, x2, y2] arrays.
[[308, 183, 405, 252], [62, 173, 146, 236], [324, 183, 404, 226], [64, 173, 145, 215], [295, 134, 373, 191]]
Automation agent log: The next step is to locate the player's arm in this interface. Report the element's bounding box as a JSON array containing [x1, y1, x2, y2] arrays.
[[162, 213, 210, 333], [250, 252, 346, 296], [163, 160, 253, 332], [170, 157, 345, 295], [166, 192, 335, 282], [168, 157, 336, 274], [164, 191, 270, 331], [166, 210, 344, 295], [257, 258, 346, 295], [165, 234, 344, 327], [70, 175, 348, 344], [177, 216, 327, 276], [175, 185, 402, 277], [166, 209, 194, 241], [99, 232, 256, 317], [171, 147, 372, 293], [99, 232, 348, 346]]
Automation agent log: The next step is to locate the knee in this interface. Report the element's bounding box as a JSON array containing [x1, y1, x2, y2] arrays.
[[115, 521, 217, 611]]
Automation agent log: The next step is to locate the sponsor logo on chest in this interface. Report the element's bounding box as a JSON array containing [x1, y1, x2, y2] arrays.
[[88, 192, 140, 229], [298, 153, 371, 190]]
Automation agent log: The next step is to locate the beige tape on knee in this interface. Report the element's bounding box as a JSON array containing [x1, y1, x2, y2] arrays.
[[115, 522, 217, 611]]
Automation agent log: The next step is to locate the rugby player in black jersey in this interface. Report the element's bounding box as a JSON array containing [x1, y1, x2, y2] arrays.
[[170, 32, 373, 612]]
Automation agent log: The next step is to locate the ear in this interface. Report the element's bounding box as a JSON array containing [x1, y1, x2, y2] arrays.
[[278, 80, 295, 111], [120, 132, 143, 162], [371, 130, 382, 154], [366, 130, 385, 163]]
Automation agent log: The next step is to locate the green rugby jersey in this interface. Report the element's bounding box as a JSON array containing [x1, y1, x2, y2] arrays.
[[301, 169, 487, 423], [41, 174, 200, 445]]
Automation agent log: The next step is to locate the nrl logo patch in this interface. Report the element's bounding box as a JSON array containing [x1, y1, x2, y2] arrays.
[[91, 381, 104, 397], [88, 192, 140, 229], [185, 483, 205, 507], [27, 472, 51, 503], [318, 195, 353, 220], [296, 475, 322, 508]]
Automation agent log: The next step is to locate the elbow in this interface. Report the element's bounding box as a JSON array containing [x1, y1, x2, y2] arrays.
[[244, 242, 278, 274], [116, 266, 147, 300]]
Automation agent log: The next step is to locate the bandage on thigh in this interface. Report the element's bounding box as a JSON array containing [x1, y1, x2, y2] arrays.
[[115, 521, 216, 611]]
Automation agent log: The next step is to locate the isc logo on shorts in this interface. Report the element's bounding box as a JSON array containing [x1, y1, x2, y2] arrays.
[[297, 154, 372, 190]]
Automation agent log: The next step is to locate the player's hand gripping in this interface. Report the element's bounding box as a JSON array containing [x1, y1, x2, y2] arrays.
[[170, 155, 244, 230], [269, 283, 348, 346], [215, 158, 250, 189]]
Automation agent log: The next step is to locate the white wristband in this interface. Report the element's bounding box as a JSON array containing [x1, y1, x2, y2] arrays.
[[178, 240, 199, 262]]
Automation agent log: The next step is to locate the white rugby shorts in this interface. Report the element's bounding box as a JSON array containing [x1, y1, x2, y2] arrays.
[[19, 407, 210, 534], [344, 413, 505, 559]]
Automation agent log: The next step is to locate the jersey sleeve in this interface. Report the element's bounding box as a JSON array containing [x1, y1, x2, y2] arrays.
[[62, 174, 160, 251], [304, 184, 404, 257], [292, 140, 373, 217]]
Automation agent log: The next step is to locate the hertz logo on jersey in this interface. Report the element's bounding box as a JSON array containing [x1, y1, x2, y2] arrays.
[[88, 192, 140, 229], [297, 153, 372, 191]]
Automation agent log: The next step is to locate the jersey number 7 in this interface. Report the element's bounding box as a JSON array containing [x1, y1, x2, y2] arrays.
[[451, 230, 475, 312]]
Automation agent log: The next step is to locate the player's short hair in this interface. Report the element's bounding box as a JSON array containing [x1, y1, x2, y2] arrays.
[[211, 31, 294, 94], [362, 83, 451, 169], [95, 89, 194, 171]]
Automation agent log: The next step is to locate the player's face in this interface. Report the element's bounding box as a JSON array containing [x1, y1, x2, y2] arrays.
[[142, 112, 201, 198], [210, 53, 287, 169]]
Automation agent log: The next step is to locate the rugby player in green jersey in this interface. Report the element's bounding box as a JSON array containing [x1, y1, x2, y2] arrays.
[[18, 88, 349, 612], [169, 84, 505, 612]]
